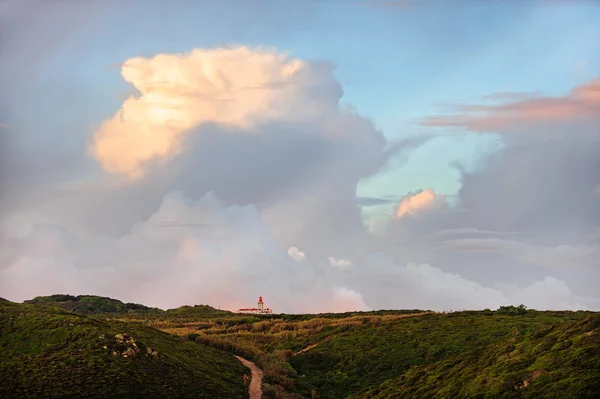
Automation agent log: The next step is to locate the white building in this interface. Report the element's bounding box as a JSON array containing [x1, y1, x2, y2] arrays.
[[236, 296, 273, 314]]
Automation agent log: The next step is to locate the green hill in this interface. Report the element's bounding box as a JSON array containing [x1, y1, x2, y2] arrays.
[[148, 307, 599, 398], [7, 296, 600, 399], [290, 311, 600, 398], [24, 294, 164, 315], [165, 304, 233, 318], [350, 315, 600, 399], [0, 300, 247, 398]]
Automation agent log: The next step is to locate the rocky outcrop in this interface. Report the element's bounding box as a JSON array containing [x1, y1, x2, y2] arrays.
[[99, 332, 159, 358]]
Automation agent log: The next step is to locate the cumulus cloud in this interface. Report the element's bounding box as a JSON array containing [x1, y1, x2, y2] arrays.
[[91, 47, 341, 177], [394, 188, 445, 218], [384, 76, 600, 302], [327, 287, 370, 312], [495, 277, 587, 311], [0, 191, 352, 312], [328, 257, 352, 269], [0, 191, 586, 312], [288, 246, 306, 261]]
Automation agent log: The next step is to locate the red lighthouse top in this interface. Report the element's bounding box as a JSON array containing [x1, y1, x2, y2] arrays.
[[258, 296, 263, 303]]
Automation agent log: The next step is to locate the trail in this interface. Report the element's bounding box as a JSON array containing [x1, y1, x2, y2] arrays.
[[294, 336, 331, 356], [235, 355, 263, 399]]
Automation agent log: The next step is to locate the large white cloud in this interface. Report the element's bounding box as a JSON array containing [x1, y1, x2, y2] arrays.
[[91, 47, 342, 177]]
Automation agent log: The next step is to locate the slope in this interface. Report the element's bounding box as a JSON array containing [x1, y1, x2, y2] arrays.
[[0, 300, 247, 399], [350, 315, 600, 399], [24, 294, 164, 315], [289, 311, 598, 398]]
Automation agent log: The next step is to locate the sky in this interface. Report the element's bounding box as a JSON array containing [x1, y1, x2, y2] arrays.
[[0, 0, 599, 312]]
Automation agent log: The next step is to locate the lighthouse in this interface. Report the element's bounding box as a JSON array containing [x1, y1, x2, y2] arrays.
[[258, 296, 264, 312], [235, 296, 273, 314]]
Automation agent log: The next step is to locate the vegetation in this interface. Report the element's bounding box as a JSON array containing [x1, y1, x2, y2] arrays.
[[24, 294, 164, 315], [351, 315, 600, 398], [0, 300, 247, 398], [3, 296, 599, 398]]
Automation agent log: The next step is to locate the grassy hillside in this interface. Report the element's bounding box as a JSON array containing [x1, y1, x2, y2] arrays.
[[0, 300, 247, 399], [24, 294, 164, 315], [144, 308, 599, 399], [290, 311, 594, 397], [9, 296, 600, 399], [165, 304, 234, 319], [350, 315, 600, 399]]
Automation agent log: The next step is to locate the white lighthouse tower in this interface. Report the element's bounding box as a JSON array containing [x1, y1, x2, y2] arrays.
[[258, 296, 264, 312]]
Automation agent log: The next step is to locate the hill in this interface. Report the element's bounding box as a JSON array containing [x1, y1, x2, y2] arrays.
[[165, 304, 233, 319], [349, 315, 600, 398], [148, 308, 600, 398], [11, 296, 600, 398], [24, 294, 164, 315], [0, 300, 247, 398]]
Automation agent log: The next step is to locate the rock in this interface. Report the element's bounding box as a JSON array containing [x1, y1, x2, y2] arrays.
[[103, 345, 107, 349], [112, 351, 117, 356], [115, 333, 124, 341], [123, 354, 128, 358]]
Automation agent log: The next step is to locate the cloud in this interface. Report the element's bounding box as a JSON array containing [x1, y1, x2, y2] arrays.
[[327, 287, 370, 312], [375, 77, 600, 303], [2, 35, 598, 312], [2, 44, 403, 272], [495, 277, 587, 311], [435, 237, 522, 253], [429, 228, 518, 239], [435, 237, 599, 268], [0, 191, 587, 312], [421, 77, 600, 132], [328, 257, 352, 269], [356, 196, 398, 207], [394, 188, 445, 218], [91, 47, 342, 177], [288, 246, 306, 262]]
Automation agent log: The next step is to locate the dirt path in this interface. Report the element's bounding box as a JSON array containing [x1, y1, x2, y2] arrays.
[[295, 342, 320, 356], [234, 355, 263, 399], [294, 336, 332, 356]]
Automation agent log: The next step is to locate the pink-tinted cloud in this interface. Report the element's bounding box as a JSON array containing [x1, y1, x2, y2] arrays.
[[421, 78, 600, 132], [91, 46, 341, 177], [394, 188, 445, 218]]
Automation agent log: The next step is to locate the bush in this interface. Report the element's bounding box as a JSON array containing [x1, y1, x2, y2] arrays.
[[496, 304, 528, 316]]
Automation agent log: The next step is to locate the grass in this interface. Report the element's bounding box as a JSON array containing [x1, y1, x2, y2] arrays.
[[0, 300, 247, 399], [24, 294, 164, 315], [349, 315, 600, 399], [141, 308, 598, 399], [4, 296, 600, 399], [289, 311, 589, 398]]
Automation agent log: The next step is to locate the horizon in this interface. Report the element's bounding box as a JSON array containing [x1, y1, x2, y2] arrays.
[[1, 0, 599, 313], [18, 292, 590, 316]]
